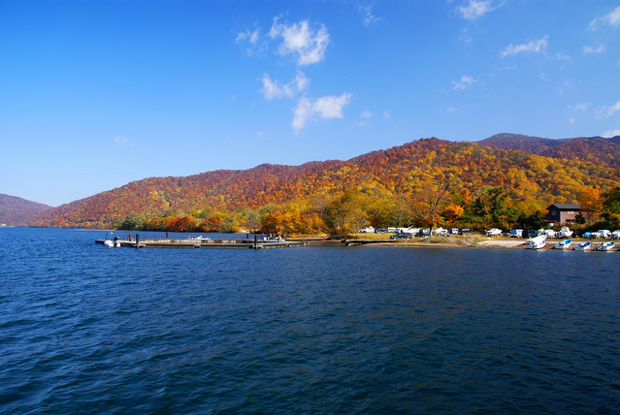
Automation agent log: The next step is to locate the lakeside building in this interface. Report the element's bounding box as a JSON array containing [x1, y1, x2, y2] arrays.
[[546, 203, 582, 224]]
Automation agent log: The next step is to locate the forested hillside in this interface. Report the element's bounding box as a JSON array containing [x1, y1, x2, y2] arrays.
[[479, 133, 620, 168], [29, 136, 620, 232], [0, 194, 51, 226]]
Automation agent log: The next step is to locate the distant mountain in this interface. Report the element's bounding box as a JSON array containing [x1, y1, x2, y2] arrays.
[[0, 194, 51, 226], [479, 133, 620, 168], [30, 137, 620, 229]]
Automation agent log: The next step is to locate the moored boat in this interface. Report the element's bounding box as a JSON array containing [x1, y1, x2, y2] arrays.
[[527, 235, 546, 249], [596, 241, 616, 251], [574, 241, 592, 251], [554, 239, 572, 249]]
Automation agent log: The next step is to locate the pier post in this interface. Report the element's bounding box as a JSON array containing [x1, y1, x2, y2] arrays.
[[136, 233, 140, 248]]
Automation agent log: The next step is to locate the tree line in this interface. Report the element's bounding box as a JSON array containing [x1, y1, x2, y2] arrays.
[[111, 185, 620, 236]]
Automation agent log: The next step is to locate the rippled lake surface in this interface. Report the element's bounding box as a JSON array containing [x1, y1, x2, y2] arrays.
[[1, 228, 619, 414]]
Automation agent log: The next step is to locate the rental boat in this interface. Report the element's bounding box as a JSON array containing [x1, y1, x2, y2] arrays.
[[596, 241, 616, 251], [554, 239, 572, 249], [527, 235, 547, 249], [574, 241, 592, 251]]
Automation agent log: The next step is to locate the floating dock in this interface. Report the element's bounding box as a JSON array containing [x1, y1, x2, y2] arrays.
[[96, 235, 308, 249]]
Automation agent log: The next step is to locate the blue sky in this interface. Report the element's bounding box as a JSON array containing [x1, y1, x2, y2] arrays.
[[1, 0, 619, 207]]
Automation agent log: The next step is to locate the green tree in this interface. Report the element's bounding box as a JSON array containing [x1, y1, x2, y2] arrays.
[[116, 213, 147, 230]]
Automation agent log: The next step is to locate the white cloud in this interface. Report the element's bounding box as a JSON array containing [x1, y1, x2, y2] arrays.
[[456, 0, 494, 20], [500, 35, 549, 58], [361, 110, 373, 118], [360, 5, 383, 27], [270, 18, 329, 66], [582, 44, 606, 54], [236, 28, 264, 56], [260, 71, 309, 100], [597, 100, 620, 119], [590, 6, 620, 28], [452, 75, 476, 91], [236, 28, 259, 44], [115, 136, 128, 144], [573, 103, 589, 112], [292, 93, 352, 133], [383, 110, 392, 119], [602, 129, 620, 138]]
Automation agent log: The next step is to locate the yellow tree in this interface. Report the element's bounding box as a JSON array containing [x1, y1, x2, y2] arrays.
[[578, 186, 602, 223], [410, 178, 450, 236]]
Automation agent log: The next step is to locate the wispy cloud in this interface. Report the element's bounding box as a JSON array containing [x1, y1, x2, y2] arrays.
[[292, 93, 352, 133], [456, 0, 495, 20], [573, 103, 589, 112], [582, 44, 606, 54], [590, 6, 620, 28], [115, 136, 128, 145], [361, 110, 373, 118], [359, 5, 383, 27], [452, 75, 476, 91], [260, 71, 309, 100], [500, 35, 549, 58], [235, 27, 264, 56], [596, 100, 620, 119], [236, 28, 259, 44], [602, 129, 620, 138], [269, 18, 329, 66]]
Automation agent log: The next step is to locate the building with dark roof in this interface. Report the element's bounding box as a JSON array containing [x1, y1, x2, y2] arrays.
[[546, 204, 581, 224]]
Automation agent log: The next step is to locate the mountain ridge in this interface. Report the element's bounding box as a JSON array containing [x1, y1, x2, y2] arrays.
[[24, 134, 620, 228], [0, 194, 52, 226]]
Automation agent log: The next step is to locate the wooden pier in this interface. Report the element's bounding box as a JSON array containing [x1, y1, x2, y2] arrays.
[[96, 235, 308, 249]]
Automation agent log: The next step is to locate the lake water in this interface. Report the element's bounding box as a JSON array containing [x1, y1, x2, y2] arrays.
[[1, 228, 619, 414]]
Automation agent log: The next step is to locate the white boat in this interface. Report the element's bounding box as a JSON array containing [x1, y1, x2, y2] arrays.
[[485, 228, 502, 237], [597, 241, 616, 251], [574, 241, 592, 251], [527, 235, 546, 249], [554, 239, 572, 249]]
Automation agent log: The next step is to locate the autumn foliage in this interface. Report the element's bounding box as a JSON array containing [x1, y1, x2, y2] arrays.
[[28, 135, 620, 234]]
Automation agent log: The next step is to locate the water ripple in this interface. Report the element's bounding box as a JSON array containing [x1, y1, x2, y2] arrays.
[[1, 230, 619, 414]]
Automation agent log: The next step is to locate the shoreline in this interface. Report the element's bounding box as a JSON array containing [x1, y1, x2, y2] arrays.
[[289, 236, 619, 251]]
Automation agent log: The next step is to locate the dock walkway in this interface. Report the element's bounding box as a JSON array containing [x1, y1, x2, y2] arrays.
[[96, 235, 308, 249]]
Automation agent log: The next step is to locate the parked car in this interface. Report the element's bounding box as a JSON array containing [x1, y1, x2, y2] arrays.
[[433, 227, 449, 236], [522, 230, 541, 238], [597, 230, 612, 239], [508, 229, 523, 238], [358, 226, 375, 233], [390, 232, 413, 239], [612, 230, 620, 240], [556, 226, 573, 238], [459, 228, 475, 235]]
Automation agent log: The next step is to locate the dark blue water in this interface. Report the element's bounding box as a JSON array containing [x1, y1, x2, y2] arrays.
[[1, 228, 619, 414]]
